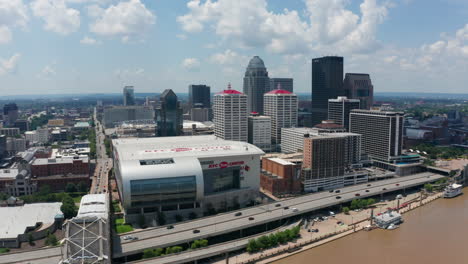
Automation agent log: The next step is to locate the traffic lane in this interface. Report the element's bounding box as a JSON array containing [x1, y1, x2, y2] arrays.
[[119, 173, 442, 254], [0, 247, 60, 264], [120, 173, 436, 241]]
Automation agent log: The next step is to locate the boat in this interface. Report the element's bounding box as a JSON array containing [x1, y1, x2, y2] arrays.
[[443, 183, 463, 198], [387, 224, 399, 230]]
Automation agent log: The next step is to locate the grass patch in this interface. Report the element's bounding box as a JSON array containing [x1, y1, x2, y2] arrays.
[[73, 196, 82, 203], [115, 218, 133, 234], [116, 224, 134, 233], [0, 248, 9, 254]]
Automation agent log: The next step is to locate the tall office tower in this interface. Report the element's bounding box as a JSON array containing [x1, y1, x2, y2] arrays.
[[190, 107, 212, 122], [264, 86, 298, 146], [155, 89, 183, 137], [269, 78, 293, 93], [213, 84, 248, 142], [343, 73, 374, 109], [328, 96, 360, 130], [0, 135, 6, 160], [123, 86, 135, 106], [3, 103, 19, 127], [350, 109, 404, 161], [302, 134, 346, 192], [311, 56, 344, 126], [189, 84, 211, 108], [248, 113, 271, 152], [243, 56, 269, 114]]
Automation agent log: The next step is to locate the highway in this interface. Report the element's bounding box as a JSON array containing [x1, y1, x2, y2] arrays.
[[0, 247, 61, 264], [114, 172, 443, 258], [90, 108, 112, 195]]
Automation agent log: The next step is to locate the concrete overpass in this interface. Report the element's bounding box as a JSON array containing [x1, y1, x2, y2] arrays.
[[114, 172, 443, 258]]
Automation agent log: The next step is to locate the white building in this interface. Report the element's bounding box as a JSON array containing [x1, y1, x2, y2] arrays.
[[36, 128, 49, 143], [248, 114, 271, 152], [25, 131, 37, 143], [264, 87, 298, 146], [112, 135, 264, 224], [6, 138, 26, 154], [103, 106, 154, 128], [213, 84, 248, 142]]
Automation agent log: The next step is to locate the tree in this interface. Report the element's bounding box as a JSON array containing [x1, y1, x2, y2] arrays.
[[424, 184, 434, 192], [247, 239, 258, 253], [77, 182, 89, 193], [38, 185, 52, 196], [342, 207, 350, 215], [142, 249, 156, 259], [45, 234, 58, 246], [366, 198, 376, 208], [154, 248, 164, 256], [157, 212, 166, 226], [61, 195, 78, 219], [65, 183, 77, 193]]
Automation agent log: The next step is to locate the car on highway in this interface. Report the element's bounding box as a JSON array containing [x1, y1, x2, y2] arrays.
[[367, 184, 372, 187], [193, 230, 200, 234], [335, 190, 341, 193], [365, 190, 370, 193], [275, 203, 281, 207], [336, 196, 341, 199], [248, 217, 255, 221], [329, 190, 334, 193], [123, 235, 138, 241], [396, 183, 400, 186], [355, 193, 360, 197], [292, 208, 299, 212], [234, 212, 242, 217], [167, 225, 174, 230], [283, 206, 289, 210], [382, 188, 387, 191]]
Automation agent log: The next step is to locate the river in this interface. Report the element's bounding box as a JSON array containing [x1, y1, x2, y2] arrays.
[[273, 189, 468, 264]]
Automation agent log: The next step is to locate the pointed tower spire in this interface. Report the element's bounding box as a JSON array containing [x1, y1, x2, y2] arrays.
[[227, 82, 232, 90]]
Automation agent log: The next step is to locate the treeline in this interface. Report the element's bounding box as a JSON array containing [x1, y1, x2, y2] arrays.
[[30, 114, 54, 130], [415, 144, 467, 160], [142, 239, 208, 259], [246, 226, 300, 253]]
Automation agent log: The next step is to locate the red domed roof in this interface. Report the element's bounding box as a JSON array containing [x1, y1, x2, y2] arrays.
[[216, 83, 243, 95], [266, 89, 293, 95]]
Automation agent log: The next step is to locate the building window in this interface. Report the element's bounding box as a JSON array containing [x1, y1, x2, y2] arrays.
[[203, 167, 241, 195]]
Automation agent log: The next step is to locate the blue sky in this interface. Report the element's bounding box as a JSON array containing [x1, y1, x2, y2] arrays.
[[0, 0, 467, 95]]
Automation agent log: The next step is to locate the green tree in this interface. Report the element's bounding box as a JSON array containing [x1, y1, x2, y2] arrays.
[[65, 183, 77, 193], [366, 198, 376, 208], [142, 249, 156, 259], [45, 234, 58, 246], [61, 195, 77, 219], [424, 184, 434, 192], [342, 207, 350, 214], [154, 248, 164, 256], [246, 239, 258, 253], [77, 182, 89, 193], [258, 235, 270, 249]]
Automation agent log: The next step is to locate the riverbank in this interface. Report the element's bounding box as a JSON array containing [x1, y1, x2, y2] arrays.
[[212, 191, 443, 264]]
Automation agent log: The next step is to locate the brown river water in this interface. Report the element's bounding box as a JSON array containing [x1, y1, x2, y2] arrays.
[[273, 189, 468, 264]]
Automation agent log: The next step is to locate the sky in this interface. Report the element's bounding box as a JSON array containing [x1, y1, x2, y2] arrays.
[[0, 0, 467, 96]]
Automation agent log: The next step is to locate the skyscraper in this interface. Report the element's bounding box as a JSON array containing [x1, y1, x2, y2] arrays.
[[269, 78, 293, 93], [311, 56, 344, 126], [264, 86, 298, 146], [248, 113, 271, 152], [214, 84, 248, 142], [350, 109, 404, 162], [344, 73, 374, 109], [189, 84, 211, 108], [3, 103, 19, 127], [155, 89, 183, 137], [328, 96, 360, 130], [243, 56, 269, 114], [123, 86, 135, 106]]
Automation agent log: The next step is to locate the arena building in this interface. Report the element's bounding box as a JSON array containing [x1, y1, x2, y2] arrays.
[[112, 135, 264, 223]]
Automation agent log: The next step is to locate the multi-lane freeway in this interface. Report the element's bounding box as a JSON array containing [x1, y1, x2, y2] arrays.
[[0, 172, 443, 264], [90, 109, 112, 195], [114, 172, 443, 258]]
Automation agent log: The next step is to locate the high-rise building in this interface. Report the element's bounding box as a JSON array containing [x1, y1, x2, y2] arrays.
[[269, 78, 293, 93], [190, 107, 212, 122], [264, 87, 298, 146], [3, 103, 19, 127], [155, 89, 183, 137], [350, 109, 404, 161], [344, 73, 374, 109], [243, 56, 269, 114], [13, 119, 29, 132], [189, 84, 211, 108], [103, 106, 154, 128], [213, 84, 248, 142], [248, 113, 271, 152], [302, 134, 346, 192], [328, 96, 360, 130], [311, 56, 344, 126], [123, 86, 135, 106], [0, 135, 6, 160]]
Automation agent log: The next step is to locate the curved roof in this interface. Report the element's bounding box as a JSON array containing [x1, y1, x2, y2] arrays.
[[247, 56, 265, 68], [266, 89, 293, 95], [217, 89, 243, 95]]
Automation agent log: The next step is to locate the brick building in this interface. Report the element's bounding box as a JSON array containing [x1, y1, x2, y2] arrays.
[[31, 157, 89, 177], [260, 158, 302, 197]]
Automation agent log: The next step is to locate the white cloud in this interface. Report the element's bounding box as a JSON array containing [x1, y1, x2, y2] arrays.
[[0, 53, 21, 75], [90, 0, 156, 41], [182, 58, 200, 70], [36, 63, 57, 79], [177, 0, 390, 55], [30, 0, 80, 35], [0, 0, 29, 44], [80, 36, 99, 45], [209, 49, 245, 65], [114, 68, 145, 80]]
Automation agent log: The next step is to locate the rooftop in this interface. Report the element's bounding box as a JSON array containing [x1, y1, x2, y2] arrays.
[[77, 194, 108, 219], [268, 158, 295, 166], [0, 203, 62, 239], [265, 89, 293, 95], [113, 135, 264, 161], [247, 56, 265, 68]]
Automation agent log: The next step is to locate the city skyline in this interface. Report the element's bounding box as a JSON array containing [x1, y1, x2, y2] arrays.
[[0, 0, 467, 95]]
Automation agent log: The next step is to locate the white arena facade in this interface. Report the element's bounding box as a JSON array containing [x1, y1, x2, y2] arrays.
[[112, 135, 264, 224]]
